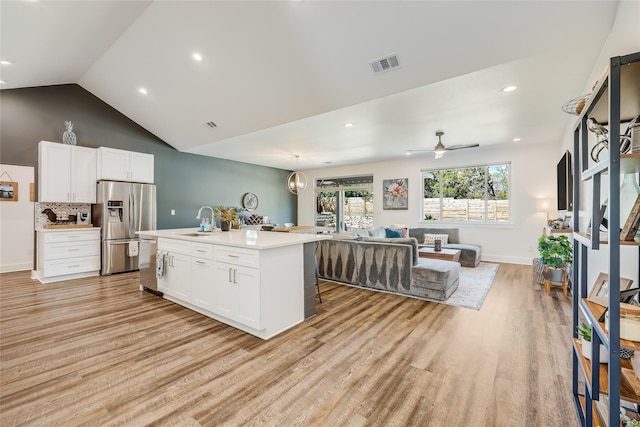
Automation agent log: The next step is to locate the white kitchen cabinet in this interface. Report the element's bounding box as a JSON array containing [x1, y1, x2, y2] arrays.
[[213, 262, 261, 329], [38, 141, 97, 203], [158, 238, 191, 300], [34, 229, 100, 283], [97, 147, 154, 183], [191, 246, 216, 311], [141, 230, 310, 340]]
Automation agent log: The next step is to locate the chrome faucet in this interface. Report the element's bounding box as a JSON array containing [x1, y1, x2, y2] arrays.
[[196, 206, 215, 231]]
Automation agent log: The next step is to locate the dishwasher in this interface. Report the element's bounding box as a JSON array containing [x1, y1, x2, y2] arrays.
[[139, 237, 161, 294]]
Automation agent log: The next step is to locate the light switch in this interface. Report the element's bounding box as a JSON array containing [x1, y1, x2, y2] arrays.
[[171, 209, 176, 216]]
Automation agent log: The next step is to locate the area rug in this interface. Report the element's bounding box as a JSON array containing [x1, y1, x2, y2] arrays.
[[435, 262, 500, 310]]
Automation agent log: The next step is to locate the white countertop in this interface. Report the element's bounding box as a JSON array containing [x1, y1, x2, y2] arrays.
[[137, 228, 331, 250]]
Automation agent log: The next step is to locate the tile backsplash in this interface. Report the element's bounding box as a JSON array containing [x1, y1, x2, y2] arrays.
[[35, 202, 91, 230]]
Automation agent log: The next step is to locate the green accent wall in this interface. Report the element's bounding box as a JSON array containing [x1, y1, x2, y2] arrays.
[[0, 84, 296, 229]]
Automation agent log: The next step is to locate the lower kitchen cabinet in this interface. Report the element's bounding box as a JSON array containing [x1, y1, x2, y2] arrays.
[[33, 228, 101, 283], [149, 233, 307, 340], [213, 261, 261, 329], [191, 257, 215, 310]]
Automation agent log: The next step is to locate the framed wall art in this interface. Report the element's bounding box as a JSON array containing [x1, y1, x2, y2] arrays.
[[383, 178, 408, 210], [0, 181, 18, 202], [588, 272, 634, 307]]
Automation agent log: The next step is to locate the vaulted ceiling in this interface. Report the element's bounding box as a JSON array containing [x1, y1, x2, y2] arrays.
[[0, 1, 624, 170]]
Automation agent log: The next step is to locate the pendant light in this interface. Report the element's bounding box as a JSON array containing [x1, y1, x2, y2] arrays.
[[286, 155, 308, 195]]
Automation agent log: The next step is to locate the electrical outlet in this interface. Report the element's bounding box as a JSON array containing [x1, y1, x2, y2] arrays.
[[171, 209, 176, 216]]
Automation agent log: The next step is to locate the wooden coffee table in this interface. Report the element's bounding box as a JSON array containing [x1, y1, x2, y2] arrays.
[[418, 247, 461, 262]]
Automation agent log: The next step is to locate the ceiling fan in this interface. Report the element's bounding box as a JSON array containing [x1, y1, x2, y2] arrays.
[[406, 131, 479, 159]]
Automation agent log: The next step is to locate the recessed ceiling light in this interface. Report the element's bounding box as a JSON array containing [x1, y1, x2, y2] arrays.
[[344, 123, 353, 128], [405, 152, 412, 156], [0, 60, 13, 65], [513, 137, 521, 142], [192, 53, 203, 62], [0, 80, 5, 84], [502, 85, 517, 92], [138, 88, 148, 95]]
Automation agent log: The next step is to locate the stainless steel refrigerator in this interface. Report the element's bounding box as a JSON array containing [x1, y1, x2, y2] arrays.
[[93, 181, 156, 275]]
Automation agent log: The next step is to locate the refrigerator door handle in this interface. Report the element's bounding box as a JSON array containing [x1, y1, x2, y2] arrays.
[[129, 193, 134, 237]]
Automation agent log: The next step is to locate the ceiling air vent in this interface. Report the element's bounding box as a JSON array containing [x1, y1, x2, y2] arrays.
[[204, 121, 217, 128], [369, 53, 400, 74]]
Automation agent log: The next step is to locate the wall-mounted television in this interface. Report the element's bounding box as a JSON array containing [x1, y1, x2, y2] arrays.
[[557, 150, 573, 211]]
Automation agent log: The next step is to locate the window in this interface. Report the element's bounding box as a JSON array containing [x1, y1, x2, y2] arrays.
[[422, 163, 510, 223], [316, 175, 374, 231]]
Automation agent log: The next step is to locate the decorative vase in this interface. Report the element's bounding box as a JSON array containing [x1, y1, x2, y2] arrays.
[[63, 121, 77, 145], [220, 219, 230, 231]]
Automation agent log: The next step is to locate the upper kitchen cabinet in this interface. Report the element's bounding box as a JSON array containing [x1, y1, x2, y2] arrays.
[[97, 147, 154, 183], [38, 141, 97, 203]]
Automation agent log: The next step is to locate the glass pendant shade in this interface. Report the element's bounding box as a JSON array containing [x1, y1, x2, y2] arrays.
[[287, 170, 308, 195]]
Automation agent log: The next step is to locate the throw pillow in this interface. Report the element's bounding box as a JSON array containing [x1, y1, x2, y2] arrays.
[[389, 223, 408, 238], [385, 228, 403, 238], [423, 233, 449, 245], [369, 227, 387, 238]]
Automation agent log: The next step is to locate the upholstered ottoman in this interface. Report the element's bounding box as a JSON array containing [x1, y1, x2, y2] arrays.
[[411, 258, 460, 300]]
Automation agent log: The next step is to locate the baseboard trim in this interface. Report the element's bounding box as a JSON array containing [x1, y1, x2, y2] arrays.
[[0, 263, 34, 273], [481, 255, 532, 265]]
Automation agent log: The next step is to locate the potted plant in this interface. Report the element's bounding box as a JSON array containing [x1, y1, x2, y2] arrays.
[[537, 234, 573, 283], [577, 322, 608, 363], [214, 206, 240, 231]]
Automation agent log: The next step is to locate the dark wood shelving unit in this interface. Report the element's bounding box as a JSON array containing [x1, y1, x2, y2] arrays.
[[572, 51, 640, 427]]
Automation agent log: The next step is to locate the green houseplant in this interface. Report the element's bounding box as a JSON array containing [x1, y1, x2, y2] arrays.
[[577, 322, 608, 363], [214, 206, 240, 231], [537, 234, 573, 268], [537, 234, 572, 284]]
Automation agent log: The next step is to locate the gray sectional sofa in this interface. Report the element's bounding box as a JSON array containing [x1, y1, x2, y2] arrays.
[[408, 227, 481, 268], [315, 234, 460, 301]]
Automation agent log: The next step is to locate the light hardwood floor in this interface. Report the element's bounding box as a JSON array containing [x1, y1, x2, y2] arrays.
[[0, 263, 577, 426]]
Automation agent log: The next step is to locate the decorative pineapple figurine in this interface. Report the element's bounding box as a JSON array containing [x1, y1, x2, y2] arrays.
[[63, 121, 77, 145]]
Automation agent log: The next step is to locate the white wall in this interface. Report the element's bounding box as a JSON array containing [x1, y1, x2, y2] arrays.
[[558, 0, 640, 286], [0, 165, 35, 272], [299, 140, 560, 265]]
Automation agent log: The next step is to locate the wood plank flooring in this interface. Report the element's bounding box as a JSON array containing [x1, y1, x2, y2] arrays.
[[0, 264, 578, 426]]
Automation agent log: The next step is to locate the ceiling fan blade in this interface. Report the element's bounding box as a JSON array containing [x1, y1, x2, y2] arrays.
[[445, 143, 480, 151], [405, 149, 434, 153]]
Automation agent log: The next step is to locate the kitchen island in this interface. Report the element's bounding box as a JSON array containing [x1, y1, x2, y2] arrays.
[[137, 228, 329, 339]]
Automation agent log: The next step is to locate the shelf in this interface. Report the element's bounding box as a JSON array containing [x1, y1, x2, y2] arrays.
[[581, 153, 640, 181], [581, 299, 640, 352], [574, 231, 640, 247], [577, 394, 605, 427], [573, 338, 640, 405], [586, 59, 640, 125]]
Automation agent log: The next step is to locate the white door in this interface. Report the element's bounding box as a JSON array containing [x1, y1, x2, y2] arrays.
[[191, 258, 215, 310], [38, 142, 71, 202], [70, 146, 96, 203]]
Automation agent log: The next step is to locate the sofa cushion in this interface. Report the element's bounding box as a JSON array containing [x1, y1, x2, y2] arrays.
[[385, 228, 403, 238], [352, 229, 370, 238], [423, 233, 449, 245], [363, 237, 419, 265], [412, 259, 460, 300], [389, 224, 409, 238], [369, 227, 386, 238], [409, 227, 461, 244]]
